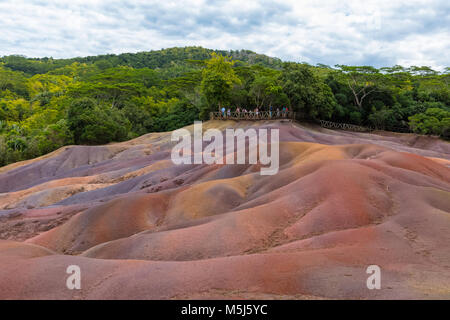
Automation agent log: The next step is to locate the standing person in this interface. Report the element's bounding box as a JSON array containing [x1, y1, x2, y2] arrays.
[[227, 108, 231, 118], [269, 105, 273, 118], [236, 106, 240, 118], [282, 106, 286, 118], [221, 106, 226, 117], [276, 107, 280, 118], [255, 107, 259, 119]]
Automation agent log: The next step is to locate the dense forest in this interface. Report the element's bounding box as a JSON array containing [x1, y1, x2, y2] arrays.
[[0, 46, 449, 166]]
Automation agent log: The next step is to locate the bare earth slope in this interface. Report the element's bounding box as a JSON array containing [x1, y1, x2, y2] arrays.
[[0, 120, 449, 299]]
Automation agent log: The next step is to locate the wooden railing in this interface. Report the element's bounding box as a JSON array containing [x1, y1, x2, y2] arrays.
[[210, 111, 296, 121], [319, 120, 372, 132], [210, 111, 412, 134]]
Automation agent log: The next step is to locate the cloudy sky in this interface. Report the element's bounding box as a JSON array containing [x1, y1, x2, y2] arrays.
[[0, 0, 449, 69]]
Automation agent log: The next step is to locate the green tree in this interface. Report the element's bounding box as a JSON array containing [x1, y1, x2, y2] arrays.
[[67, 97, 130, 144], [408, 107, 450, 137], [281, 63, 336, 119], [335, 65, 386, 110], [36, 119, 74, 154], [200, 53, 241, 116]]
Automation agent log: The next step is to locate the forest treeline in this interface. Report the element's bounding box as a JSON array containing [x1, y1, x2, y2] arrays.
[[0, 46, 449, 166]]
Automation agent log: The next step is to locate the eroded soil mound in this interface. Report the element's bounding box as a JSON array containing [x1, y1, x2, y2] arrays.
[[0, 121, 449, 299]]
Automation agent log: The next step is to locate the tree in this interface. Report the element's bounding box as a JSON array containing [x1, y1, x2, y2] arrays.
[[335, 65, 386, 110], [68, 82, 147, 109], [246, 65, 286, 109], [368, 108, 400, 130], [200, 53, 241, 115], [281, 63, 336, 119], [36, 119, 74, 154], [408, 66, 438, 77], [0, 66, 29, 98], [249, 75, 274, 108], [0, 99, 31, 121], [408, 107, 450, 137], [67, 97, 130, 144]]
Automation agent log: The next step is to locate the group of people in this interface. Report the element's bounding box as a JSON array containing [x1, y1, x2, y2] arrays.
[[218, 105, 290, 119]]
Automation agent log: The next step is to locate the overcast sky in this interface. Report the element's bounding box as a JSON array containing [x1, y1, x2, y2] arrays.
[[0, 0, 449, 69]]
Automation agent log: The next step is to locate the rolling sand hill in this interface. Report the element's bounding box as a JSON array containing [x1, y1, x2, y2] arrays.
[[0, 120, 449, 299]]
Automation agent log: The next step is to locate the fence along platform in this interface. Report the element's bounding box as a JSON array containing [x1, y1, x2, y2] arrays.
[[318, 120, 372, 132], [210, 112, 376, 133], [210, 111, 296, 121]]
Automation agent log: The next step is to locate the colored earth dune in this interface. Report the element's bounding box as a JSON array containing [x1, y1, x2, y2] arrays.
[[0, 120, 449, 299]]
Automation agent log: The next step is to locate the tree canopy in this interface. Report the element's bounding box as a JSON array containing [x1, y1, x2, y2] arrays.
[[0, 46, 448, 167]]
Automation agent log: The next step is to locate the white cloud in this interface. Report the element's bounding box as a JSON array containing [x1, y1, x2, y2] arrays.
[[0, 0, 448, 69]]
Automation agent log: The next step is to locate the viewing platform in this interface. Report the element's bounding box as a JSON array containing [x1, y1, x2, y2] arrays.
[[210, 111, 296, 121], [209, 112, 379, 133]]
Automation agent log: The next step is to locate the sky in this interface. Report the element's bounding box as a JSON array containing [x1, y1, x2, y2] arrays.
[[0, 0, 449, 69]]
